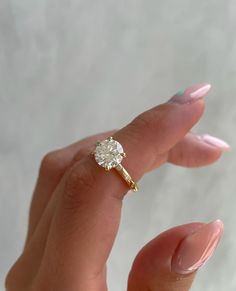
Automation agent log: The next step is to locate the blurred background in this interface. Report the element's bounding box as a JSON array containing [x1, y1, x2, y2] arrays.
[[0, 0, 235, 290]]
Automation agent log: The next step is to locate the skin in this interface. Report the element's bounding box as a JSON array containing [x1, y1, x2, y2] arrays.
[[5, 97, 224, 291]]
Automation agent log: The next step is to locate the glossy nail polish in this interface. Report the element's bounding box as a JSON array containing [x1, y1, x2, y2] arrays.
[[172, 220, 224, 275], [199, 134, 231, 151], [169, 83, 211, 104]]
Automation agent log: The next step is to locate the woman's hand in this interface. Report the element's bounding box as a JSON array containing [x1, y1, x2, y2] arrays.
[[6, 83, 229, 291]]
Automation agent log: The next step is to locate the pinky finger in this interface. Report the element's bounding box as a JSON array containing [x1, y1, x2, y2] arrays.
[[168, 132, 230, 168]]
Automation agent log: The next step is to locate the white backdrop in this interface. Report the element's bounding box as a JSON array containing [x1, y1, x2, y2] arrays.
[[1, 0, 236, 290]]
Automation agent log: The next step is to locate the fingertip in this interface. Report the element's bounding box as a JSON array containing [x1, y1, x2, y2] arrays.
[[198, 140, 224, 164], [128, 223, 205, 291], [172, 219, 224, 275], [128, 221, 223, 291], [195, 134, 230, 164], [129, 223, 204, 275]]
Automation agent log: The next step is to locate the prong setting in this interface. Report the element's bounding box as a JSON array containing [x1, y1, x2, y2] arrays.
[[93, 137, 139, 192]]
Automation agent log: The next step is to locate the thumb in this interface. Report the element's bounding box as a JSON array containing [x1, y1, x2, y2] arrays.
[[127, 220, 223, 291]]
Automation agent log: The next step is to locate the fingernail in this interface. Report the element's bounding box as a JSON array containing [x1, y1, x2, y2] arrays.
[[169, 83, 211, 104], [172, 219, 224, 275], [199, 134, 231, 152]]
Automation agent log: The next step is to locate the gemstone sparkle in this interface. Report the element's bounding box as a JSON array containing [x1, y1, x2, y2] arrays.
[[94, 138, 124, 170]]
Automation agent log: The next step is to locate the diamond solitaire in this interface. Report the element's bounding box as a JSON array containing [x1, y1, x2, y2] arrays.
[[94, 137, 125, 171], [93, 137, 139, 192]]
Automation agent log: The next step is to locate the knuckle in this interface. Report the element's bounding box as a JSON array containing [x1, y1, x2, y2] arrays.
[[5, 269, 12, 290], [131, 108, 164, 135], [127, 105, 168, 144], [39, 150, 65, 178], [133, 113, 152, 131], [5, 261, 22, 291], [72, 147, 91, 163], [64, 159, 97, 209], [123, 112, 155, 145]]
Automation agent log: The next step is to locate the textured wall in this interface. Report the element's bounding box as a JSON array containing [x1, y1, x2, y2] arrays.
[[1, 0, 236, 290]]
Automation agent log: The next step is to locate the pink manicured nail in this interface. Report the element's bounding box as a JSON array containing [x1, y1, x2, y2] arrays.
[[200, 134, 231, 151], [172, 220, 224, 275], [169, 83, 211, 104]]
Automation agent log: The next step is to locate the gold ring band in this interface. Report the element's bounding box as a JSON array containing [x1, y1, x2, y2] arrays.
[[93, 137, 139, 192], [115, 163, 138, 192]]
